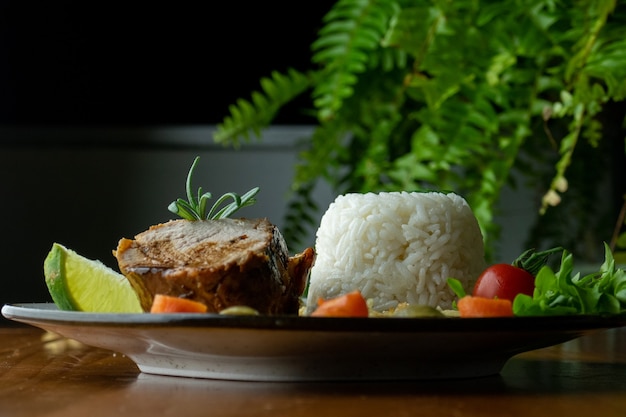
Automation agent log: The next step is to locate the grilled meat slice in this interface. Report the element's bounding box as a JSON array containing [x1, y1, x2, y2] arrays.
[[114, 218, 313, 314]]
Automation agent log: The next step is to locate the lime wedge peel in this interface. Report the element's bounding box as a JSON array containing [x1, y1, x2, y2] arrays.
[[44, 243, 143, 313]]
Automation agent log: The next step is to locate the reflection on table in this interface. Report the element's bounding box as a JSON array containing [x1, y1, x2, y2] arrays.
[[0, 326, 625, 417]]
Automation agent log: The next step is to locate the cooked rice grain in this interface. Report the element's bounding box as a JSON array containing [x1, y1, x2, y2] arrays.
[[305, 191, 486, 312]]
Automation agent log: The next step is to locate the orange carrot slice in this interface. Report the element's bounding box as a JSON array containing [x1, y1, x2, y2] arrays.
[[457, 295, 514, 318], [150, 294, 208, 313], [311, 290, 369, 317]]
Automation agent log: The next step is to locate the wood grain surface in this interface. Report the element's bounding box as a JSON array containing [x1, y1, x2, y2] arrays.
[[1, 326, 625, 417]]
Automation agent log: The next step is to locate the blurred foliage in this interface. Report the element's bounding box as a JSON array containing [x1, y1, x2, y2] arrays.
[[612, 195, 626, 264], [214, 0, 626, 261]]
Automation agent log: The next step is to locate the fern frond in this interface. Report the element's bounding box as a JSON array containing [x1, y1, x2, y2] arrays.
[[367, 47, 408, 71], [311, 0, 399, 120], [564, 0, 617, 83], [292, 121, 349, 189], [281, 121, 352, 250], [281, 181, 320, 251], [584, 26, 626, 98], [538, 0, 621, 213], [213, 0, 626, 261], [213, 68, 314, 147]]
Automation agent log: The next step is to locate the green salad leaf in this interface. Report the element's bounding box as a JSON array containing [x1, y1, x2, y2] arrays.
[[513, 243, 626, 316]]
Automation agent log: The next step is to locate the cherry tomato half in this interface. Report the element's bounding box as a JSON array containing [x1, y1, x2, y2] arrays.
[[472, 264, 535, 302]]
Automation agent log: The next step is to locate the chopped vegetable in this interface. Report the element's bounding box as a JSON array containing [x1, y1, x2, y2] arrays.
[[457, 296, 514, 318], [513, 243, 626, 316], [168, 156, 259, 221], [472, 247, 562, 302], [311, 290, 369, 318], [450, 244, 626, 318], [391, 304, 445, 318], [219, 306, 260, 316], [150, 294, 208, 313]]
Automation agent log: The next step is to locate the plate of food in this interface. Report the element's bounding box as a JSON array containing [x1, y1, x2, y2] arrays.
[[4, 157, 626, 381], [4, 303, 626, 381]]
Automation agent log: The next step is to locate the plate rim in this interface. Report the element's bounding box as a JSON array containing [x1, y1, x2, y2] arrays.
[[5, 302, 625, 381], [4, 302, 626, 334]]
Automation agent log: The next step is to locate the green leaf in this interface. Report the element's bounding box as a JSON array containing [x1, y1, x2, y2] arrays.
[[513, 245, 626, 316], [311, 0, 396, 120], [213, 1, 626, 261], [214, 69, 313, 146], [447, 278, 467, 299], [168, 157, 260, 221]]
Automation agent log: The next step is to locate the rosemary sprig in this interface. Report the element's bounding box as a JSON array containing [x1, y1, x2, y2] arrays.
[[168, 156, 260, 220]]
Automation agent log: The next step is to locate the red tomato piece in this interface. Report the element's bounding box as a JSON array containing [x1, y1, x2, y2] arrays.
[[472, 264, 535, 302]]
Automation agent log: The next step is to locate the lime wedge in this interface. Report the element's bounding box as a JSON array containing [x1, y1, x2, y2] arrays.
[[44, 243, 143, 313]]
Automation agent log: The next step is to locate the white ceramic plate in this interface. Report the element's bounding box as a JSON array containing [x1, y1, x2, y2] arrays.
[[3, 303, 625, 381]]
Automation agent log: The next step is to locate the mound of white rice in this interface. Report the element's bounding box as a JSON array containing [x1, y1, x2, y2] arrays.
[[305, 191, 486, 313]]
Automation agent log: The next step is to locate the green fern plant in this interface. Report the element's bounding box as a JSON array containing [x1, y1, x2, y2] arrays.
[[612, 196, 626, 264], [214, 0, 626, 260], [213, 69, 314, 147]]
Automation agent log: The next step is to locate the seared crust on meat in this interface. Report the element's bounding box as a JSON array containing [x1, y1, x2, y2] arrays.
[[114, 218, 312, 314]]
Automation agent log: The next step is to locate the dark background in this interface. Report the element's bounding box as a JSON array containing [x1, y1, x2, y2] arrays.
[[0, 1, 336, 127], [0, 1, 336, 317]]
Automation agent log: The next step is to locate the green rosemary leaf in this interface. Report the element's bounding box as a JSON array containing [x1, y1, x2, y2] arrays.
[[185, 157, 201, 207], [197, 191, 212, 219], [207, 193, 240, 220], [168, 199, 200, 221], [168, 157, 260, 221], [240, 187, 260, 205], [209, 187, 260, 219]]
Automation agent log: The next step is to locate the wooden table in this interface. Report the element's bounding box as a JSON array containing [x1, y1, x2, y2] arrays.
[[1, 324, 625, 417]]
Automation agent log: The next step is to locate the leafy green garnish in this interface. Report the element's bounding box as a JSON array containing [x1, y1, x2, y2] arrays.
[[513, 243, 626, 316], [512, 247, 563, 276], [446, 277, 467, 310], [168, 156, 260, 220], [447, 278, 467, 300]]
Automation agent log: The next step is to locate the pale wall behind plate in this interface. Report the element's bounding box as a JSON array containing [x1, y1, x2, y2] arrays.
[[0, 125, 533, 310]]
